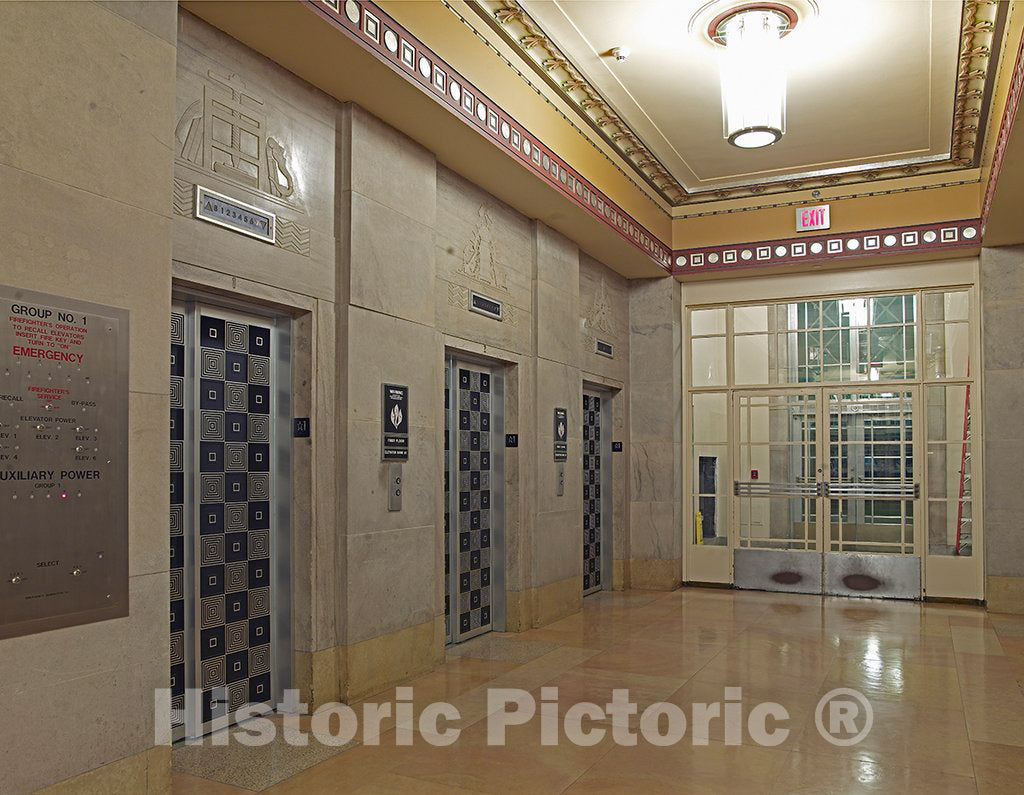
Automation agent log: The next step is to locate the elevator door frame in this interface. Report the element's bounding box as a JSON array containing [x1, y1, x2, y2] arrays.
[[582, 384, 613, 596], [171, 295, 292, 741], [732, 385, 923, 599], [445, 351, 505, 645]]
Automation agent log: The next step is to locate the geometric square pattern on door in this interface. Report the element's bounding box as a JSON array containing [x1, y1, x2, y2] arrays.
[[455, 367, 491, 637], [170, 312, 186, 731], [196, 313, 274, 726], [583, 393, 602, 593]]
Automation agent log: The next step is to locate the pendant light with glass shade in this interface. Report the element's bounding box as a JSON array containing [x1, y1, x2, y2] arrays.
[[711, 4, 795, 149]]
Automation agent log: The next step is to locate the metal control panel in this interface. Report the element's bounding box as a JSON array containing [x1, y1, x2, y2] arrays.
[[0, 286, 129, 639]]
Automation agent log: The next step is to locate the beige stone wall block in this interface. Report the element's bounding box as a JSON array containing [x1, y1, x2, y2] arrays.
[[41, 744, 170, 795], [536, 278, 581, 367], [341, 618, 443, 702], [128, 392, 171, 577], [435, 280, 533, 357], [349, 191, 436, 326], [630, 441, 676, 504], [628, 558, 682, 591], [612, 559, 627, 590], [579, 253, 629, 382], [629, 500, 680, 560], [345, 524, 437, 644], [535, 222, 580, 289], [348, 105, 437, 228], [0, 573, 168, 791], [0, 1, 176, 217], [97, 1, 177, 45], [347, 306, 439, 426], [533, 576, 584, 627], [0, 163, 172, 395], [986, 576, 1024, 615], [534, 509, 584, 588], [293, 647, 341, 709]]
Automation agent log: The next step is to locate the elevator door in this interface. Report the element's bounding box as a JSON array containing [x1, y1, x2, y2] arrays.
[[170, 301, 290, 739], [582, 389, 610, 595], [445, 356, 503, 644]]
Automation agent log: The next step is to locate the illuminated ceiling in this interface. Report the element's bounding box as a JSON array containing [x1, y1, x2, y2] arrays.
[[473, 0, 1006, 208]]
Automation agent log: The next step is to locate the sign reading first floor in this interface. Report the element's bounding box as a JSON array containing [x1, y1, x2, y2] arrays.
[[382, 383, 409, 461], [553, 407, 568, 462]]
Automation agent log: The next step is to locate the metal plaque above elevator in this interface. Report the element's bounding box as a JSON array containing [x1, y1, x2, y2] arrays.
[[169, 299, 292, 740], [444, 354, 505, 644], [582, 387, 612, 595]]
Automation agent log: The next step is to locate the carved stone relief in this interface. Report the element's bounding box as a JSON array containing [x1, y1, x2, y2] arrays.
[[458, 206, 509, 292]]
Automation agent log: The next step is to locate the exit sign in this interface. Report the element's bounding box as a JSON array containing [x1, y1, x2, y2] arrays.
[[796, 204, 830, 232]]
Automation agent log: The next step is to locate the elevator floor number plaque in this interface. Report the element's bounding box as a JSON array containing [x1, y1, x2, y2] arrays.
[[0, 286, 129, 639]]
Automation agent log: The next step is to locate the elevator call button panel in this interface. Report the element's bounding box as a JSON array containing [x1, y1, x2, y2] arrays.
[[0, 286, 129, 640]]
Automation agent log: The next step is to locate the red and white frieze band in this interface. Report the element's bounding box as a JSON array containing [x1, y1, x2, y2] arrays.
[[308, 0, 673, 270], [672, 219, 981, 275]]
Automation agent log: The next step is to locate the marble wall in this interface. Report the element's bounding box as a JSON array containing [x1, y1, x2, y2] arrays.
[[0, 1, 177, 790], [0, 7, 666, 789], [628, 279, 683, 589], [980, 245, 1024, 614]]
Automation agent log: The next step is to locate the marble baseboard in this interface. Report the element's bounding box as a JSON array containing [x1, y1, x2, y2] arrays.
[[41, 745, 170, 794], [339, 617, 445, 702], [987, 575, 1024, 614], [293, 648, 341, 709], [627, 558, 682, 590]]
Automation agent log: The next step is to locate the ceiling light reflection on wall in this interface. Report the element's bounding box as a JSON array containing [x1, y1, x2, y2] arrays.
[[713, 6, 792, 149]]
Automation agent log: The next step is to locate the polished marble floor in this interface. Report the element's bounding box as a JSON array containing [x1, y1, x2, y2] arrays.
[[172, 587, 1024, 794]]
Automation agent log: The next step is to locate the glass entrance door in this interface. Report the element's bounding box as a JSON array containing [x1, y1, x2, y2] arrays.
[[734, 387, 921, 598]]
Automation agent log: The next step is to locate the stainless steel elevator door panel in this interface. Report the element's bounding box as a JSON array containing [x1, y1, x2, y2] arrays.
[[823, 552, 921, 599], [444, 363, 451, 644], [582, 391, 605, 595], [171, 301, 291, 739], [734, 548, 823, 595]]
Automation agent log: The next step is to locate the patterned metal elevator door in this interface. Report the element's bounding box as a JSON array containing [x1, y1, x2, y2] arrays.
[[454, 366, 492, 640], [583, 393, 603, 595], [170, 305, 279, 737], [444, 363, 451, 643]]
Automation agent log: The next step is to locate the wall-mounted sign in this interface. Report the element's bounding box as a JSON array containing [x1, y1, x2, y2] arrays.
[[381, 383, 409, 461], [469, 291, 503, 321], [0, 286, 129, 640], [596, 339, 614, 358], [505, 433, 519, 448], [195, 185, 276, 244], [612, 441, 623, 453], [553, 407, 568, 462], [293, 417, 310, 438], [796, 204, 830, 233]]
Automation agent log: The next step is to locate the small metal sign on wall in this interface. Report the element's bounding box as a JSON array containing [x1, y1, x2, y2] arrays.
[[796, 204, 830, 233], [195, 185, 276, 244], [381, 384, 409, 461], [553, 407, 568, 461]]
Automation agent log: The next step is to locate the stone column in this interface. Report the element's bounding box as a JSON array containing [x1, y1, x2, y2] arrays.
[[336, 105, 444, 699], [627, 279, 683, 589], [981, 245, 1024, 613]]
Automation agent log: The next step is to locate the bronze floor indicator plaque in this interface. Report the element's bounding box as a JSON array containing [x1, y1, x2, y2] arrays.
[[0, 286, 129, 639]]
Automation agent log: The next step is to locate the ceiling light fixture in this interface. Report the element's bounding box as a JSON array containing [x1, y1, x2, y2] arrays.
[[710, 4, 795, 149]]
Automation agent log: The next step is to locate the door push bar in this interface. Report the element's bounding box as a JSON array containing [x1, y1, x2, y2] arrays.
[[734, 481, 919, 499]]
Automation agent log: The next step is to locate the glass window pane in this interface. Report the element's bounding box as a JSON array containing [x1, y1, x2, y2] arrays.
[[735, 334, 770, 385], [928, 500, 972, 556], [924, 290, 969, 322], [693, 497, 728, 546], [693, 446, 728, 494], [691, 336, 726, 386], [735, 304, 768, 333], [926, 385, 971, 442], [871, 295, 905, 325], [924, 323, 969, 379], [926, 443, 971, 500], [691, 308, 725, 336], [692, 393, 728, 443]]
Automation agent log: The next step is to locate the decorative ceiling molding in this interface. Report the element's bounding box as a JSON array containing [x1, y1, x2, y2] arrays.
[[673, 218, 980, 276], [982, 16, 1024, 228], [479, 0, 1006, 208]]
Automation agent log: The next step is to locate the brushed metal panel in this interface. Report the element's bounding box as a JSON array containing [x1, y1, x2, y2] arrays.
[[0, 286, 129, 639], [734, 548, 822, 595], [824, 552, 921, 600]]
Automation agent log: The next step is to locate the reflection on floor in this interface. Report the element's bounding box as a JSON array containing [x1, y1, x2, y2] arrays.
[[172, 588, 1024, 794]]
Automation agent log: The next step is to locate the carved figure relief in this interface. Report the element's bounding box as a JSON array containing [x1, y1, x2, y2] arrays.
[[586, 277, 615, 337], [175, 70, 300, 210], [459, 206, 508, 292]]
